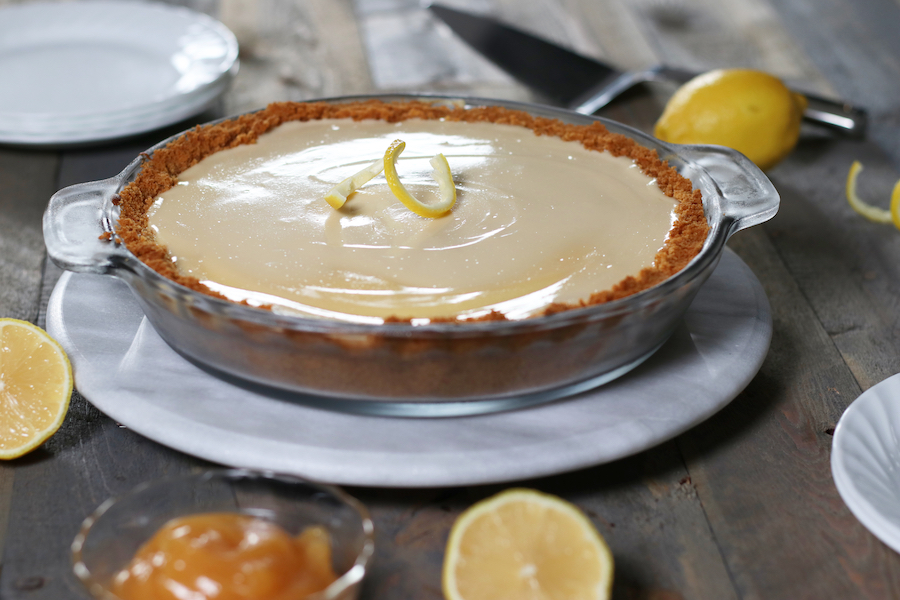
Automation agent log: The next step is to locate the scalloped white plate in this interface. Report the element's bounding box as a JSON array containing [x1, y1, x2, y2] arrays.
[[832, 374, 900, 553], [0, 1, 238, 146]]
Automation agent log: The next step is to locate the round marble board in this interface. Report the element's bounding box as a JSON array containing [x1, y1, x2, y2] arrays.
[[47, 249, 771, 487]]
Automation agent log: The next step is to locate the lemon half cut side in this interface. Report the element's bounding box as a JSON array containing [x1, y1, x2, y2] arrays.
[[0, 318, 73, 459], [442, 488, 614, 600], [384, 139, 457, 218]]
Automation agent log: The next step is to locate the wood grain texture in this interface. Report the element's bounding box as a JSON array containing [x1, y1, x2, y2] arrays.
[[0, 133, 222, 600], [0, 398, 212, 599], [219, 0, 374, 112], [765, 138, 900, 392], [351, 445, 739, 600], [627, 0, 829, 88], [0, 150, 58, 322], [546, 449, 738, 600], [767, 0, 900, 164], [355, 0, 535, 101], [684, 229, 900, 599], [2, 0, 900, 597]]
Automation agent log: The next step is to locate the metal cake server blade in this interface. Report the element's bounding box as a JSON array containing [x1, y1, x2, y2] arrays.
[[430, 3, 866, 136]]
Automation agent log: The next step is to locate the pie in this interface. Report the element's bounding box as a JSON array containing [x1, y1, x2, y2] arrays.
[[114, 100, 708, 324]]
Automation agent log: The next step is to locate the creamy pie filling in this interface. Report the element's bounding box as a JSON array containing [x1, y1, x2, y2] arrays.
[[115, 101, 707, 325], [145, 119, 678, 324]]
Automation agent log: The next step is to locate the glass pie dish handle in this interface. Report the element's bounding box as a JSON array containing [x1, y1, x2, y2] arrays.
[[675, 143, 780, 237], [43, 177, 134, 275]]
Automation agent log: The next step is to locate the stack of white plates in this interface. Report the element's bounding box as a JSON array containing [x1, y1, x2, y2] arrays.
[[0, 1, 239, 146]]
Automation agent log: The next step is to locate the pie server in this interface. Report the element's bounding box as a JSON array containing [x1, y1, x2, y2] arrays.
[[430, 3, 867, 137]]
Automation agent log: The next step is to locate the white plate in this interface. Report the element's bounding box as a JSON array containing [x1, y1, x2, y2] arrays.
[[0, 1, 238, 146], [832, 374, 900, 553], [47, 249, 771, 487], [0, 74, 234, 145]]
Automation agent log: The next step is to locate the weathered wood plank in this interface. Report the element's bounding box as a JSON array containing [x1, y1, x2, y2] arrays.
[[681, 228, 900, 599], [354, 0, 534, 101], [0, 149, 58, 322], [0, 131, 223, 600], [552, 448, 739, 600], [0, 2, 62, 575], [764, 138, 900, 391], [352, 443, 740, 600], [3, 0, 900, 598], [0, 145, 58, 574], [560, 0, 663, 70], [0, 397, 213, 599], [656, 8, 900, 590], [219, 0, 375, 112], [767, 0, 900, 164], [626, 0, 832, 90], [687, 125, 900, 596], [592, 0, 900, 595], [611, 0, 900, 592]]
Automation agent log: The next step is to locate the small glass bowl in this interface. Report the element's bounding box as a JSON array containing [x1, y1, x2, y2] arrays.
[[71, 469, 374, 600]]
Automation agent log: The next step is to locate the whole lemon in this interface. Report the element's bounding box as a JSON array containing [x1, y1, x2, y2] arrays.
[[654, 69, 807, 170]]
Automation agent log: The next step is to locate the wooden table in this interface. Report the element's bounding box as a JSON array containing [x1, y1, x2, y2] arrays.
[[2, 0, 900, 597]]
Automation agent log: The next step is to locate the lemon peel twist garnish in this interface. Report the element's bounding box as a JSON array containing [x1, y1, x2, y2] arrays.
[[891, 178, 900, 230], [383, 139, 457, 218], [845, 160, 900, 229], [323, 159, 384, 209]]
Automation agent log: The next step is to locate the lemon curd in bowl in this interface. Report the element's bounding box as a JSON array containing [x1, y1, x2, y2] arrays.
[[116, 100, 707, 324], [45, 96, 779, 409]]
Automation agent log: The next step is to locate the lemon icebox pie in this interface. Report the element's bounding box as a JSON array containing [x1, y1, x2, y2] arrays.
[[41, 95, 779, 408], [114, 100, 708, 324]]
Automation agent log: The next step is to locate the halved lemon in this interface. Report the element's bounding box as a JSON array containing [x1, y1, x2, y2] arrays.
[[442, 488, 614, 600], [384, 139, 457, 218], [0, 318, 73, 459], [324, 159, 385, 209]]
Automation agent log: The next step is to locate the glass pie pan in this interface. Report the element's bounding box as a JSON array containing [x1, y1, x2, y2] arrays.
[[43, 94, 778, 413], [71, 469, 374, 600]]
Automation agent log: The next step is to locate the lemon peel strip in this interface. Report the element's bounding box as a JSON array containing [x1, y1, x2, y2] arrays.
[[846, 161, 892, 224], [384, 139, 457, 218], [890, 179, 900, 230], [324, 159, 384, 209]]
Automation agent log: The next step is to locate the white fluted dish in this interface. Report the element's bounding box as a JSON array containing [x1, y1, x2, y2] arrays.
[[832, 374, 900, 553]]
